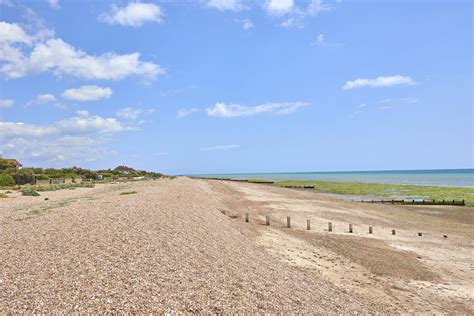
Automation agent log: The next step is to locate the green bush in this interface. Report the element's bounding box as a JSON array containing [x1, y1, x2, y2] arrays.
[[0, 174, 15, 186], [21, 188, 40, 196], [11, 170, 35, 185], [34, 174, 50, 180]]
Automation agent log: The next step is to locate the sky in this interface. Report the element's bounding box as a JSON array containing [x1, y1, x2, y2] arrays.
[[0, 0, 472, 175]]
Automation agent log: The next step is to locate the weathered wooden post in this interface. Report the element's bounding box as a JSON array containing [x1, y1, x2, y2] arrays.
[[307, 219, 311, 230], [287, 216, 291, 228], [245, 213, 249, 222], [266, 215, 270, 226], [369, 226, 373, 234], [418, 232, 423, 237], [328, 222, 333, 232], [349, 224, 353, 233], [392, 229, 396, 235]]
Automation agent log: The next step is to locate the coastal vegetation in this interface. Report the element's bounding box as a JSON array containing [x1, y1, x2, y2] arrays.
[[276, 180, 474, 205], [0, 158, 164, 188]]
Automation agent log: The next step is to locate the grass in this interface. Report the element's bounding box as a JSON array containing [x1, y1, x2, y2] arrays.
[[275, 180, 474, 206], [0, 193, 8, 198], [21, 188, 40, 196], [30, 182, 95, 192], [120, 191, 137, 195]]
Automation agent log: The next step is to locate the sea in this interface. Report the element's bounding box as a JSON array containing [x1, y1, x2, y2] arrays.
[[194, 169, 474, 188]]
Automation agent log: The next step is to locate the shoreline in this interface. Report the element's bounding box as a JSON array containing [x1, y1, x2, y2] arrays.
[[190, 168, 474, 188], [190, 177, 474, 205]]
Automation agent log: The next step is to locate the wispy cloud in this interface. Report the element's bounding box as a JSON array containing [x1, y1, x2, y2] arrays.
[[62, 85, 112, 101], [401, 97, 419, 104], [200, 144, 240, 151], [26, 94, 57, 106], [0, 99, 14, 108], [177, 108, 199, 118], [235, 18, 254, 30], [47, 0, 60, 9], [206, 101, 309, 118], [274, 0, 331, 28], [343, 75, 416, 90], [206, 0, 245, 11], [116, 107, 143, 120], [99, 1, 164, 27]]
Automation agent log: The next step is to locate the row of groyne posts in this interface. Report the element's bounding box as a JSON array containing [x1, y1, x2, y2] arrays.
[[237, 213, 448, 238]]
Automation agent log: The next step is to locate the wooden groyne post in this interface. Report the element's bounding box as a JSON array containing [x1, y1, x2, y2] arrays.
[[392, 229, 396, 235], [369, 226, 373, 234], [328, 222, 333, 232], [245, 213, 249, 222], [266, 215, 270, 226], [349, 224, 353, 233], [287, 216, 291, 228], [307, 219, 311, 230]]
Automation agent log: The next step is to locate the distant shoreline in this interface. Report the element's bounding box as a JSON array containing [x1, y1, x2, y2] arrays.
[[190, 168, 474, 188]]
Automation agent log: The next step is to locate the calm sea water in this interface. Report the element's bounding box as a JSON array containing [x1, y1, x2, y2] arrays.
[[194, 169, 474, 188]]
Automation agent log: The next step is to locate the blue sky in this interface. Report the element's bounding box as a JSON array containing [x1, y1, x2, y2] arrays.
[[0, 0, 472, 174]]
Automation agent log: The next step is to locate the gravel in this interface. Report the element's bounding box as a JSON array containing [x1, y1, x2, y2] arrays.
[[0, 178, 372, 313]]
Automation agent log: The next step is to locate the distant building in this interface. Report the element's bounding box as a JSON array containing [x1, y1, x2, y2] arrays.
[[5, 159, 23, 169], [114, 165, 135, 174]]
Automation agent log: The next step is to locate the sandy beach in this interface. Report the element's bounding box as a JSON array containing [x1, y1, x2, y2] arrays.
[[1, 177, 473, 313]]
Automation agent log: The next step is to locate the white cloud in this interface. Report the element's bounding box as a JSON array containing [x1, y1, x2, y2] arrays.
[[267, 0, 330, 28], [206, 0, 244, 11], [0, 23, 163, 80], [0, 21, 31, 44], [48, 0, 60, 9], [100, 2, 164, 27], [242, 19, 254, 30], [0, 114, 130, 164], [0, 115, 125, 138], [62, 85, 113, 101], [358, 103, 366, 108], [116, 107, 142, 120], [177, 108, 199, 118], [380, 105, 392, 110], [0, 99, 14, 108], [154, 151, 168, 156], [343, 75, 416, 90], [265, 0, 294, 16], [206, 101, 309, 118], [200, 144, 240, 151]]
